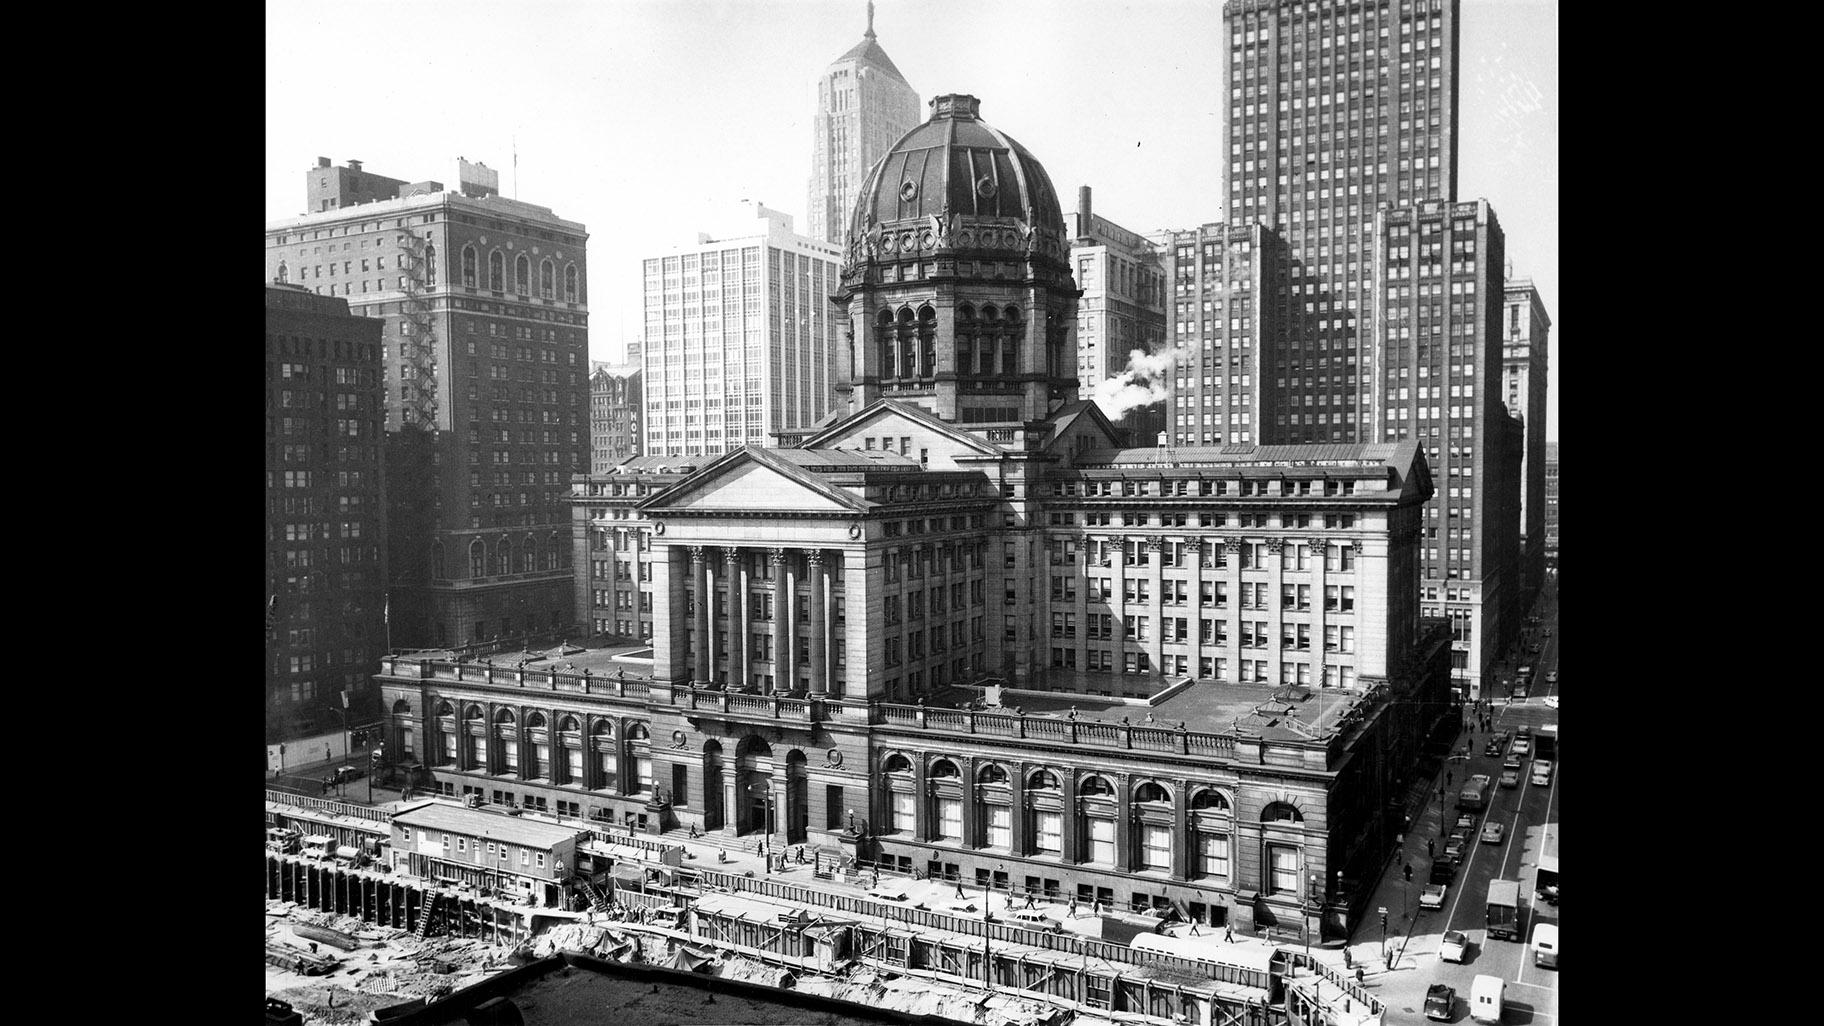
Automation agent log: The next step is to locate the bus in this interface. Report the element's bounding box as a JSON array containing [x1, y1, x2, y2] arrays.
[[1486, 879, 1521, 940]]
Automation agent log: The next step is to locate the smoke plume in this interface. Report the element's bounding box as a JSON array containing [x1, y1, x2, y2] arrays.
[[1091, 348, 1174, 421]]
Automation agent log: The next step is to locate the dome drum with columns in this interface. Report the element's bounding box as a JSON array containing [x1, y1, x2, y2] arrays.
[[833, 95, 1081, 426]]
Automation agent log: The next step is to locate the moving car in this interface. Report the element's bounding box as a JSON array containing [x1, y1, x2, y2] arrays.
[[1545, 670, 1559, 684], [1512, 682, 1529, 699], [1511, 737, 1531, 758], [1469, 773, 1491, 790], [1532, 921, 1559, 968], [1425, 983, 1456, 1021], [1469, 975, 1505, 1023], [1480, 822, 1505, 845], [1420, 882, 1447, 910], [1531, 759, 1553, 786], [1438, 930, 1470, 964], [1499, 764, 1522, 789], [1483, 738, 1504, 757]]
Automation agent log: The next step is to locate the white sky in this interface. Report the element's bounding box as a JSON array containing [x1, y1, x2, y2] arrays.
[[266, 0, 1557, 439]]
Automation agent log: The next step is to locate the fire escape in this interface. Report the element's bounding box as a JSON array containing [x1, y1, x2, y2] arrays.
[[394, 232, 441, 431]]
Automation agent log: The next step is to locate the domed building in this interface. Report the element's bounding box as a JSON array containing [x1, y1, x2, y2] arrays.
[[833, 94, 1082, 427]]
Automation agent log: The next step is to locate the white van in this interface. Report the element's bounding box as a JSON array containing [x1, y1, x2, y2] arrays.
[[1469, 974, 1504, 1023], [1532, 922, 1558, 968]]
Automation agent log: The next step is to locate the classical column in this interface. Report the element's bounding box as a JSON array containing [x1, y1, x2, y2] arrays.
[[960, 756, 980, 849], [1060, 771, 1079, 864], [769, 549, 790, 695], [1009, 763, 1028, 855], [725, 548, 747, 688], [1074, 537, 1091, 675], [1111, 537, 1129, 673], [689, 546, 711, 685], [807, 550, 828, 696], [1227, 537, 1246, 681]]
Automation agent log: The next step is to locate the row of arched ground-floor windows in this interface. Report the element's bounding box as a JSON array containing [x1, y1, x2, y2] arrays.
[[431, 533, 566, 580], [392, 700, 652, 795], [878, 754, 1309, 887]]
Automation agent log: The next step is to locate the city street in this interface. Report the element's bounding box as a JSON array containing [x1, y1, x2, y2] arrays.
[[1333, 575, 1560, 1025]]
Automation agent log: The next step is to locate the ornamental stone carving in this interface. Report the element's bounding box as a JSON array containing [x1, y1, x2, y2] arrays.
[[688, 545, 706, 564]]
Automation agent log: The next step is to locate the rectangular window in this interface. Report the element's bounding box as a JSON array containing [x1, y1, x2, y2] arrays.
[[1036, 811, 1062, 854], [1269, 845, 1300, 895], [987, 805, 1012, 849], [1142, 825, 1171, 870], [939, 797, 963, 841], [1089, 817, 1116, 865], [893, 791, 917, 834], [1198, 833, 1230, 879]]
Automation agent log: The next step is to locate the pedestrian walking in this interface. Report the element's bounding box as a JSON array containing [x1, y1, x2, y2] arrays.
[[1224, 926, 1234, 943], [1069, 896, 1078, 917], [955, 881, 967, 899], [1191, 923, 1201, 936], [1426, 838, 1434, 858], [1026, 892, 1037, 909]]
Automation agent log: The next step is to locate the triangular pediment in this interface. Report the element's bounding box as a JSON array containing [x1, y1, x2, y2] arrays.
[[803, 399, 1004, 465], [641, 449, 864, 514]]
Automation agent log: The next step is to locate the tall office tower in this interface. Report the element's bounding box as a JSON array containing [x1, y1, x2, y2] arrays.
[[266, 283, 386, 742], [589, 362, 643, 473], [266, 157, 591, 649], [1501, 275, 1549, 600], [1223, 0, 1460, 443], [642, 205, 844, 458], [1066, 186, 1168, 443], [1156, 222, 1281, 447], [1371, 198, 1515, 700], [807, 2, 922, 246], [1542, 441, 1557, 566]]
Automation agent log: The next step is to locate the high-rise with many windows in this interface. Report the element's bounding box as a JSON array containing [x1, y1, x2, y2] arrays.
[[266, 157, 591, 649], [641, 205, 844, 458], [1157, 222, 1281, 447], [1223, 0, 1460, 444], [806, 2, 922, 247], [1066, 186, 1168, 442], [1502, 276, 1549, 599], [266, 282, 386, 742], [589, 362, 643, 473]]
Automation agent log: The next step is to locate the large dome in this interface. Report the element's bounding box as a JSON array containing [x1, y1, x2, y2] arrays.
[[848, 95, 1065, 245]]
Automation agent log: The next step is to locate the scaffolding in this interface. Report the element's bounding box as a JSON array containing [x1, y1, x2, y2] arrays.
[[394, 231, 441, 431]]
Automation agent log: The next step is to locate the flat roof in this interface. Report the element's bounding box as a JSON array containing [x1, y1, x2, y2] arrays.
[[1152, 680, 1363, 736], [392, 802, 583, 849]]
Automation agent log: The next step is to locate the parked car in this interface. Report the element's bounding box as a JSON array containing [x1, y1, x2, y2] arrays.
[[1511, 682, 1529, 699], [1542, 628, 1553, 637], [1511, 738, 1531, 758], [1480, 822, 1505, 845], [1516, 725, 1532, 738], [1483, 738, 1504, 757], [1006, 908, 1063, 933], [1544, 670, 1559, 684], [1444, 832, 1469, 861], [1469, 773, 1490, 789], [1438, 930, 1470, 964], [1454, 811, 1477, 832], [1429, 860, 1455, 885], [1531, 760, 1553, 786], [1543, 695, 1560, 709], [1420, 882, 1447, 910], [1425, 983, 1457, 1021], [865, 884, 910, 903]]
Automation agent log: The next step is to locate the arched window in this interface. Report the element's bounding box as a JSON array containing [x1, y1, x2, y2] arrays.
[[977, 763, 1008, 785], [277, 261, 289, 283], [469, 540, 486, 579], [540, 259, 555, 299], [462, 246, 478, 288], [494, 707, 516, 725], [465, 704, 485, 721], [883, 753, 913, 774], [496, 538, 512, 577], [523, 534, 538, 574], [1191, 790, 1231, 811], [488, 250, 505, 291], [876, 309, 895, 377], [897, 307, 917, 378], [1027, 769, 1059, 790], [423, 244, 437, 287], [1079, 775, 1114, 797], [929, 759, 960, 778], [627, 722, 650, 740], [1261, 801, 1304, 824], [564, 264, 579, 303], [526, 712, 546, 729], [955, 304, 975, 375], [978, 305, 999, 374], [917, 305, 937, 378], [515, 254, 530, 296], [559, 715, 580, 732], [1135, 782, 1171, 804]]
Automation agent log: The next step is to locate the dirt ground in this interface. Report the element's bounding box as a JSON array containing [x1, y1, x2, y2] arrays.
[[264, 900, 517, 1025]]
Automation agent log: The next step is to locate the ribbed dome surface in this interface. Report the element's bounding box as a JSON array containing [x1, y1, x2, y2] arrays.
[[850, 95, 1064, 239]]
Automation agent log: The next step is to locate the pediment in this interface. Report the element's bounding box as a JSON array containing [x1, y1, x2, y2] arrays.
[[645, 455, 860, 513]]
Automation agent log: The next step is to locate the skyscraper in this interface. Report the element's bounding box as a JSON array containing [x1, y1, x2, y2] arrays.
[[1502, 276, 1549, 599], [640, 205, 844, 458], [806, 1, 922, 247], [1223, 0, 1460, 444], [266, 157, 591, 649], [266, 283, 386, 742], [1066, 186, 1168, 442], [1156, 222, 1281, 447]]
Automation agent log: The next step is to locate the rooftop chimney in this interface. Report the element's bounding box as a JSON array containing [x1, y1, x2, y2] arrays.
[[316, 157, 331, 169], [346, 159, 363, 172], [1078, 186, 1093, 239]]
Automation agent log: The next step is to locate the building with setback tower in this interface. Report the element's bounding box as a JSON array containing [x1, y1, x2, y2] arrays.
[[806, 2, 922, 247], [266, 157, 591, 649]]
